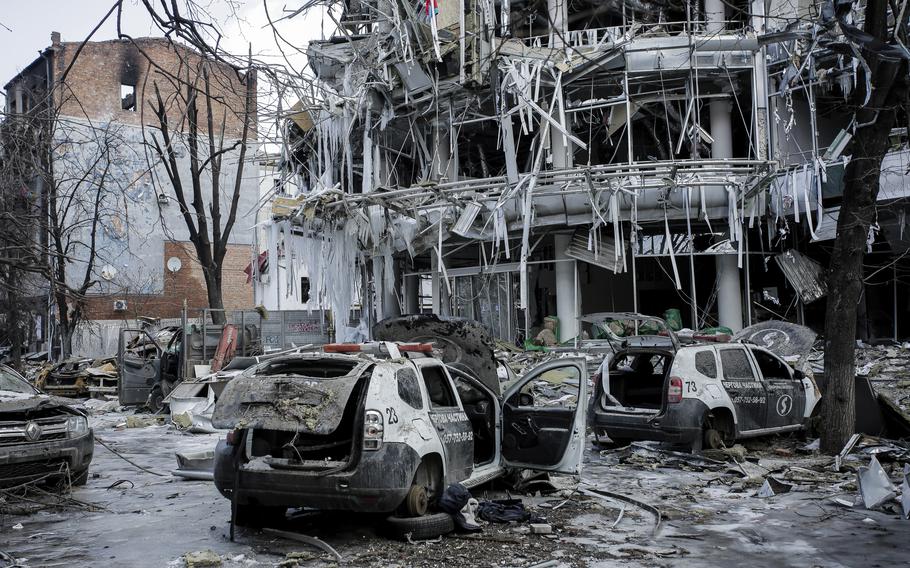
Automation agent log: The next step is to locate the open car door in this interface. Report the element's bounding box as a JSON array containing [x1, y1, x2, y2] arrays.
[[500, 358, 588, 474]]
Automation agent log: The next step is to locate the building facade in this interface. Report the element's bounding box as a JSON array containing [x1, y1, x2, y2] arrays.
[[265, 0, 908, 343], [3, 34, 259, 352]]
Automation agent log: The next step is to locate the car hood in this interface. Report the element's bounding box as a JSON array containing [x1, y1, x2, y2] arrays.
[[0, 391, 83, 414], [733, 320, 817, 364], [373, 315, 500, 395], [211, 356, 371, 433]]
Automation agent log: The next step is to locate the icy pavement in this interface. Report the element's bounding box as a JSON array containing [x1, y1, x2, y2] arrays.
[[1, 413, 908, 567]]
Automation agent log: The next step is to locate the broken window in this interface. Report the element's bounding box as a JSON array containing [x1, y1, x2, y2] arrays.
[[719, 349, 755, 380], [695, 351, 718, 378], [512, 366, 580, 409], [120, 84, 136, 111], [396, 368, 423, 409], [750, 348, 791, 381], [420, 365, 457, 408]]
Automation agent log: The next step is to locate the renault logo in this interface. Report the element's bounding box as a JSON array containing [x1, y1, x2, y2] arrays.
[[24, 421, 42, 442]]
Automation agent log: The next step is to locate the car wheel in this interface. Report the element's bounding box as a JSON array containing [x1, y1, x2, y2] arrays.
[[404, 484, 429, 517], [147, 385, 165, 413], [234, 503, 287, 527], [385, 512, 454, 541], [71, 469, 89, 487], [703, 428, 725, 450]]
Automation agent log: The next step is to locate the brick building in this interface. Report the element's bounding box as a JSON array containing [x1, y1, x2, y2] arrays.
[[3, 33, 258, 346]]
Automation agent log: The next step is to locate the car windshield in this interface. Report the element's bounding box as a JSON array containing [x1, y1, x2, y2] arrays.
[[0, 367, 37, 394]]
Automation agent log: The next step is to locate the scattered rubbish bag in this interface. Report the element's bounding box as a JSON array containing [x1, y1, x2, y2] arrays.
[[438, 483, 482, 532], [477, 498, 532, 523], [183, 549, 222, 568], [857, 455, 898, 509], [173, 450, 215, 481], [757, 477, 793, 498]]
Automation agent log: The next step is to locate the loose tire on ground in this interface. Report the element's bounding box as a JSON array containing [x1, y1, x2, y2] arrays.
[[385, 512, 454, 541]]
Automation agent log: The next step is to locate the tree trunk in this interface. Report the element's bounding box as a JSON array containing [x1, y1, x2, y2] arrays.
[[205, 267, 226, 325], [820, 0, 907, 453]]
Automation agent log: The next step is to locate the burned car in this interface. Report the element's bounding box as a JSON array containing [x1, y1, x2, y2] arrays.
[[589, 316, 821, 450], [0, 365, 94, 486], [212, 316, 587, 534]]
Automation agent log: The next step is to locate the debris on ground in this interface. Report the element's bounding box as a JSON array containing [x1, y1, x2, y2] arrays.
[[183, 549, 222, 568]]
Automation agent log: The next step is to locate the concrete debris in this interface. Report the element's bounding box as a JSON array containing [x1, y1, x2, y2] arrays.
[[757, 477, 793, 498], [857, 455, 898, 510], [183, 549, 222, 568]]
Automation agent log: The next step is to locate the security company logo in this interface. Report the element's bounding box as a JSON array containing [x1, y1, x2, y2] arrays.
[[24, 421, 42, 441], [776, 395, 793, 417]]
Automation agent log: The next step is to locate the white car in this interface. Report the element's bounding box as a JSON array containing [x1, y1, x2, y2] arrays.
[[589, 316, 822, 450], [212, 315, 587, 535]]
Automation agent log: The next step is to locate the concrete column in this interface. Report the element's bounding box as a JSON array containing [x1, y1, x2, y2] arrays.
[[547, 0, 567, 45], [554, 233, 577, 342], [705, 0, 726, 33], [705, 0, 741, 332], [547, 0, 571, 171], [715, 254, 743, 332], [710, 100, 733, 159]]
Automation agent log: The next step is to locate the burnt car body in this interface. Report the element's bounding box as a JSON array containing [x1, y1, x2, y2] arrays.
[[589, 317, 821, 450], [0, 365, 94, 486], [212, 316, 587, 524]]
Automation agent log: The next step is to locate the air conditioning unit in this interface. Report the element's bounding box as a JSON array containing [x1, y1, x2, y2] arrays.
[[113, 300, 128, 312]]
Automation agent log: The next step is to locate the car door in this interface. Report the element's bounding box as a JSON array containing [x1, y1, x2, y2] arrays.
[[500, 358, 588, 474], [717, 346, 767, 432], [413, 360, 475, 484], [749, 346, 804, 429], [118, 329, 162, 405]]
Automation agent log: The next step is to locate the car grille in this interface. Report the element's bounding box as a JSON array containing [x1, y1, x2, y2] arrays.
[[0, 459, 68, 485], [0, 417, 69, 446]]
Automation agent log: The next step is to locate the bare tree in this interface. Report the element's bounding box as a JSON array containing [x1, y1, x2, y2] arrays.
[[143, 50, 255, 325], [820, 0, 910, 452], [0, 91, 130, 359]]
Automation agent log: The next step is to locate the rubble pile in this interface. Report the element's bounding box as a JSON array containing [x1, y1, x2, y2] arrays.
[[32, 356, 119, 398]]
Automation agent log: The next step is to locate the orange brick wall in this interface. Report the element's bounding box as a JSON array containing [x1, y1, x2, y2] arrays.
[[51, 37, 255, 139], [83, 241, 253, 320]]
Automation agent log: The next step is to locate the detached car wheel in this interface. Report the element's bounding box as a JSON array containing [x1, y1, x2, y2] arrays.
[[385, 512, 454, 541]]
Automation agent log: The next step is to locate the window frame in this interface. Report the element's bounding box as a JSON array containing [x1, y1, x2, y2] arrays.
[[718, 347, 758, 381], [120, 83, 136, 112], [694, 349, 718, 378], [418, 363, 460, 410]]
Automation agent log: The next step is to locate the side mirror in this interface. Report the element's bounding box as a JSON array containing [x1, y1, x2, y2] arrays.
[[793, 369, 805, 381]]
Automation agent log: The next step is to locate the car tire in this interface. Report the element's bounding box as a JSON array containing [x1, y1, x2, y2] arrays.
[[385, 512, 454, 541], [71, 469, 90, 487], [703, 428, 725, 450], [234, 503, 287, 528], [147, 385, 165, 413]]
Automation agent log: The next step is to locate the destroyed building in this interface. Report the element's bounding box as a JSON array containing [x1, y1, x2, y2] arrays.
[[261, 1, 907, 342], [2, 33, 260, 353]]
